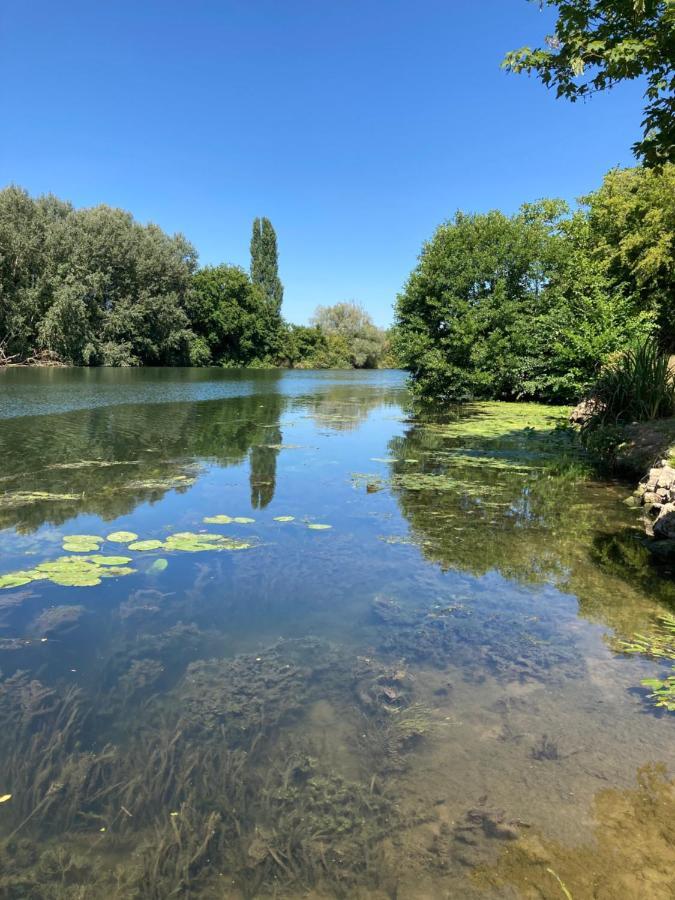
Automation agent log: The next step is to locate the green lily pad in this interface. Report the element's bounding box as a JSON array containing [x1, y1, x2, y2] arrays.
[[127, 540, 164, 551], [0, 571, 36, 590], [62, 534, 104, 553], [233, 517, 255, 524], [106, 531, 139, 543], [148, 558, 169, 574], [273, 516, 295, 522], [87, 555, 133, 566], [307, 524, 332, 530], [163, 532, 254, 552], [203, 515, 233, 525]]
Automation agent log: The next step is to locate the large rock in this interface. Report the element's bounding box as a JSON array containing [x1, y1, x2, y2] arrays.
[[653, 503, 675, 539]]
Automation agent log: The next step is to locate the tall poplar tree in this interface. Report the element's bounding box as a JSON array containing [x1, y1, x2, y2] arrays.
[[250, 217, 284, 314]]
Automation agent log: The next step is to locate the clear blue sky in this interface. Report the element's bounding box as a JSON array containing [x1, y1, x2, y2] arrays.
[[1, 0, 646, 327]]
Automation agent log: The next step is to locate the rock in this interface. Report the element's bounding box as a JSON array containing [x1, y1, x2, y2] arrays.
[[569, 397, 605, 426], [653, 503, 675, 539]]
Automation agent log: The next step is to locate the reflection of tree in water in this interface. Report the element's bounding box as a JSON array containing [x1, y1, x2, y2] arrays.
[[388, 411, 675, 636], [295, 382, 405, 432], [0, 391, 286, 531]]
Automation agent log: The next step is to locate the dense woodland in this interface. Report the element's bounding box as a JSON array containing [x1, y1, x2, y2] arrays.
[[0, 191, 390, 370]]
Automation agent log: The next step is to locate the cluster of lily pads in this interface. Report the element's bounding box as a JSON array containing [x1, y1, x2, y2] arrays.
[[0, 514, 334, 591]]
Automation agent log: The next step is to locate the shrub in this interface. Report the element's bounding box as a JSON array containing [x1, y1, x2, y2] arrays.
[[588, 340, 675, 426]]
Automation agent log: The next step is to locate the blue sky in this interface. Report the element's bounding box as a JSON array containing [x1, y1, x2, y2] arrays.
[[1, 0, 646, 327]]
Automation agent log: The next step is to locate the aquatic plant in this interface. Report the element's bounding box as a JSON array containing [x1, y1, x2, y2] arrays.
[[61, 534, 104, 553], [106, 531, 139, 543], [0, 554, 135, 590], [615, 614, 675, 712], [0, 491, 80, 509], [162, 531, 254, 552], [306, 523, 332, 530], [273, 515, 295, 522], [127, 539, 163, 551]]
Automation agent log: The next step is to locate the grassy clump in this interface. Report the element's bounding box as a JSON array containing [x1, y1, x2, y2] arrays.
[[587, 341, 675, 426]]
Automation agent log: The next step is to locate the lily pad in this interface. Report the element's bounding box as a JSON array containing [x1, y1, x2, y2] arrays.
[[233, 517, 255, 524], [203, 515, 233, 525], [62, 534, 104, 553], [0, 554, 136, 590], [163, 531, 254, 552], [148, 558, 169, 574], [127, 539, 164, 551], [0, 571, 36, 590], [307, 524, 332, 530], [106, 531, 139, 543], [273, 516, 295, 522], [87, 555, 133, 566]]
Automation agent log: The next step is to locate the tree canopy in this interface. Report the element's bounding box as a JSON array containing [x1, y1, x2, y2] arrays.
[[504, 0, 675, 165], [310, 302, 387, 369], [393, 166, 670, 404]]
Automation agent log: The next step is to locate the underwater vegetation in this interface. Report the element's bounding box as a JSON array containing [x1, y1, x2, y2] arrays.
[[615, 614, 675, 712], [370, 594, 579, 683], [0, 634, 433, 898]]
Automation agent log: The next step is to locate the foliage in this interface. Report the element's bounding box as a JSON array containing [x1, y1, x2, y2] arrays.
[[311, 301, 387, 368], [0, 186, 198, 365], [587, 338, 675, 424], [394, 196, 653, 404], [616, 613, 675, 711], [281, 323, 352, 368], [581, 164, 675, 347], [250, 216, 284, 314], [503, 0, 675, 165], [189, 264, 281, 366]]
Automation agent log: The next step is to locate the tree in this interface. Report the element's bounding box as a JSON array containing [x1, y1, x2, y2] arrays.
[[503, 0, 675, 166], [393, 199, 652, 403], [189, 265, 277, 366], [0, 186, 199, 365], [250, 217, 284, 314], [311, 302, 387, 368], [580, 163, 675, 345]]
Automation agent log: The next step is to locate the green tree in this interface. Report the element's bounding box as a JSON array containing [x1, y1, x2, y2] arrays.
[[394, 200, 652, 403], [580, 163, 675, 345], [0, 186, 199, 365], [190, 265, 277, 366], [250, 217, 284, 314], [311, 301, 386, 368], [503, 0, 675, 165]]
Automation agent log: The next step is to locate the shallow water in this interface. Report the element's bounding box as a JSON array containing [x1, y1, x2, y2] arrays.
[[0, 368, 673, 899]]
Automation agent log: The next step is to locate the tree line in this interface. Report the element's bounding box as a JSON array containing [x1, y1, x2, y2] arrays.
[[393, 163, 674, 404], [0, 189, 390, 369]]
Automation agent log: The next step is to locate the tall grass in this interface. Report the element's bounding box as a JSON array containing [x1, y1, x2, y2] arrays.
[[589, 340, 675, 425]]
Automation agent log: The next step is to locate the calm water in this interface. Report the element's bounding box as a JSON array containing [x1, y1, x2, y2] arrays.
[[0, 368, 673, 899]]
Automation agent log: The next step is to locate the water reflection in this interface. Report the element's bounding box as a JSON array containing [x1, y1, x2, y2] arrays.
[[0, 373, 673, 898]]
